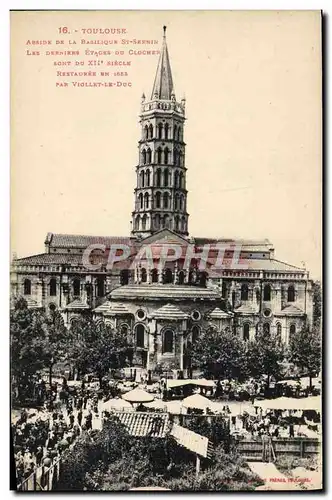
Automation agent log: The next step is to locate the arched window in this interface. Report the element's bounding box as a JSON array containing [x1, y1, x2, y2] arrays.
[[222, 281, 227, 298], [144, 192, 149, 209], [24, 278, 31, 295], [276, 323, 282, 340], [145, 169, 150, 187], [263, 284, 271, 302], [120, 269, 129, 285], [142, 150, 147, 165], [141, 267, 147, 283], [136, 324, 145, 348], [287, 285, 295, 302], [263, 322, 270, 337], [73, 278, 80, 296], [147, 148, 152, 164], [199, 272, 208, 287], [289, 324, 296, 337], [141, 215, 147, 231], [96, 276, 105, 297], [151, 268, 158, 283], [139, 193, 143, 210], [173, 124, 178, 141], [157, 148, 162, 164], [134, 215, 140, 230], [120, 324, 129, 335], [178, 270, 185, 285], [144, 125, 148, 140], [192, 325, 200, 343], [139, 171, 144, 187], [164, 168, 169, 186], [241, 284, 249, 301], [163, 329, 174, 353], [163, 268, 173, 284], [155, 191, 161, 208], [178, 151, 183, 166], [174, 193, 179, 210], [157, 123, 163, 139], [179, 172, 184, 188], [179, 195, 184, 211], [173, 150, 178, 167], [164, 147, 169, 165], [256, 289, 260, 303], [156, 168, 161, 187], [164, 123, 169, 139], [174, 170, 179, 188], [163, 192, 169, 209], [49, 278, 57, 296], [154, 214, 160, 229], [148, 123, 153, 139], [243, 323, 250, 341], [177, 127, 182, 141]]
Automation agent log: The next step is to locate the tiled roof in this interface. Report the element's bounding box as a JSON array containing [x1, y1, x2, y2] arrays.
[[48, 233, 133, 249], [64, 299, 90, 310], [103, 302, 131, 316], [109, 411, 170, 438], [153, 303, 189, 320], [208, 307, 233, 319], [110, 284, 221, 301], [207, 258, 306, 274], [14, 253, 84, 266], [277, 305, 304, 316], [234, 303, 259, 314], [193, 237, 273, 248]]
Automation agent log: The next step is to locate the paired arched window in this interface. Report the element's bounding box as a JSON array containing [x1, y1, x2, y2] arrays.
[[263, 284, 271, 302], [96, 276, 105, 298], [163, 192, 169, 209], [179, 195, 184, 211], [179, 172, 184, 189], [120, 269, 129, 285], [49, 278, 57, 296], [145, 170, 150, 187], [163, 215, 170, 229], [139, 171, 144, 187], [181, 216, 186, 232], [243, 323, 250, 341], [241, 284, 249, 301], [144, 125, 148, 140], [73, 278, 81, 296], [157, 147, 162, 164], [138, 193, 143, 210], [164, 123, 169, 140], [163, 268, 173, 284], [136, 324, 145, 348], [144, 192, 149, 209], [177, 127, 182, 141], [174, 193, 179, 210], [174, 215, 179, 231], [142, 150, 147, 165], [157, 123, 163, 139], [24, 279, 31, 295], [146, 148, 152, 164], [134, 215, 140, 230], [173, 124, 178, 141], [287, 285, 295, 302], [163, 329, 174, 353], [156, 168, 161, 187], [155, 192, 161, 209], [174, 170, 179, 188], [164, 168, 169, 186]]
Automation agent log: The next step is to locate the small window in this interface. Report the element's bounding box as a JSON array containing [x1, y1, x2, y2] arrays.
[[192, 325, 200, 342], [163, 329, 174, 353], [141, 268, 147, 283], [137, 309, 146, 320], [263, 322, 270, 337], [191, 310, 201, 321], [243, 323, 250, 341], [287, 285, 295, 302], [263, 284, 271, 302], [96, 276, 105, 298]]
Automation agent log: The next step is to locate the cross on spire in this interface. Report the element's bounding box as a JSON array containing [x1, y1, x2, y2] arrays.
[[151, 26, 174, 100]]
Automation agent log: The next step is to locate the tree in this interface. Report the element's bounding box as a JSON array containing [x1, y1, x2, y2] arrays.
[[245, 331, 284, 390], [42, 307, 68, 391], [188, 326, 249, 381], [68, 317, 133, 386], [312, 280, 322, 328], [289, 326, 321, 389]]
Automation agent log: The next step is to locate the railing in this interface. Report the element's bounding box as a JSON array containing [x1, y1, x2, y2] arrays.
[[17, 457, 62, 491]]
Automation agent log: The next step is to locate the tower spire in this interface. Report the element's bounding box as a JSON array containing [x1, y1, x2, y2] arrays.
[[151, 26, 174, 100]]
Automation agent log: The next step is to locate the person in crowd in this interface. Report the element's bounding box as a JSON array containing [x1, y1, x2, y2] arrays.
[[77, 408, 83, 427]]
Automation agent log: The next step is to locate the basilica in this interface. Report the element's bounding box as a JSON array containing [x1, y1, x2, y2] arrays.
[[11, 27, 313, 373]]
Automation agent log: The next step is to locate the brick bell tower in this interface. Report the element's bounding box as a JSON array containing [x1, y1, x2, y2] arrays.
[[131, 26, 189, 239]]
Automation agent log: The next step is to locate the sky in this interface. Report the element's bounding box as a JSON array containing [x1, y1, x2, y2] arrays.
[[10, 10, 322, 278]]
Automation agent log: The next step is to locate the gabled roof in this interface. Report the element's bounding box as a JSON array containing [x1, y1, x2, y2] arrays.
[[152, 303, 188, 320], [139, 228, 189, 246], [277, 304, 304, 316], [208, 307, 233, 319], [64, 299, 90, 311], [104, 302, 131, 316], [46, 232, 133, 249], [234, 303, 259, 315], [109, 411, 170, 438]]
